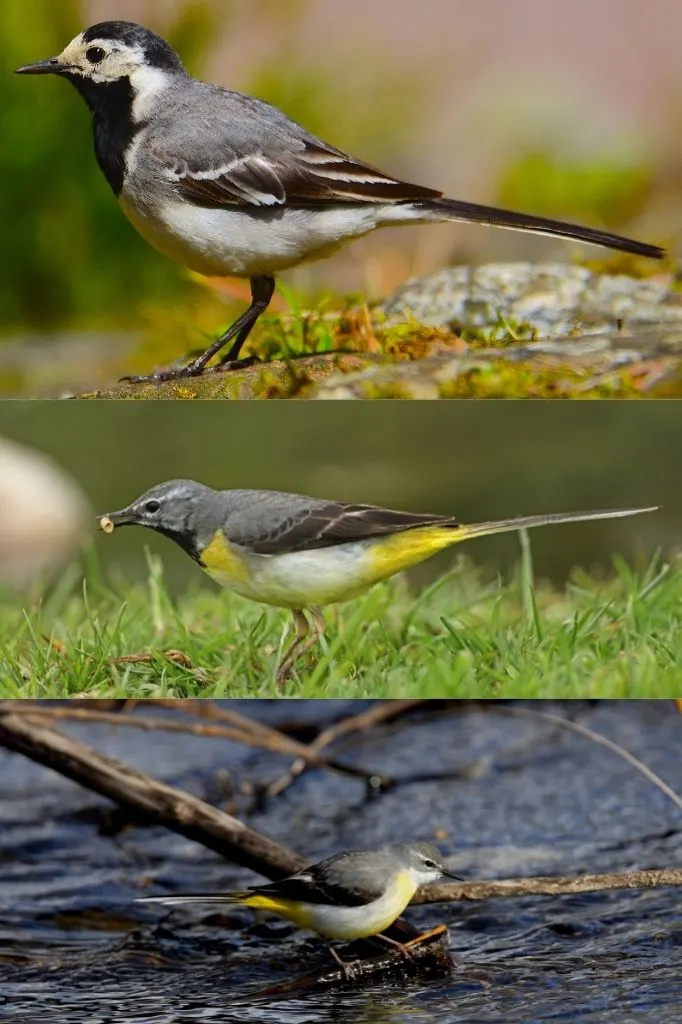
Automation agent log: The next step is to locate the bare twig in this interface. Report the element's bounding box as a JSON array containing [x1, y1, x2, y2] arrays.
[[264, 699, 423, 798], [0, 701, 383, 788], [488, 706, 682, 812], [415, 867, 682, 904]]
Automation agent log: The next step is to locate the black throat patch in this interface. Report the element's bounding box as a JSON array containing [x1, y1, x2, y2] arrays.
[[66, 73, 142, 196], [153, 525, 203, 565]]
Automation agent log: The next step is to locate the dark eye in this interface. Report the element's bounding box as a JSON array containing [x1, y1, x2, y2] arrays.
[[423, 860, 436, 868], [85, 46, 106, 64], [145, 500, 161, 514]]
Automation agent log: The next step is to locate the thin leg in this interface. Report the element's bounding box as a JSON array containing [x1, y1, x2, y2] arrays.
[[275, 609, 310, 690], [216, 275, 276, 367], [374, 932, 413, 959], [296, 606, 325, 662], [326, 943, 359, 980], [122, 275, 275, 384]]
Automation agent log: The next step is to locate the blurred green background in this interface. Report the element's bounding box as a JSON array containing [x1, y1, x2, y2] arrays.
[[0, 401, 677, 589], [1, 0, 679, 391]]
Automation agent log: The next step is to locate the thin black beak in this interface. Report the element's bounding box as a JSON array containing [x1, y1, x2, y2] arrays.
[[443, 870, 465, 881], [15, 57, 65, 76], [98, 508, 135, 530]]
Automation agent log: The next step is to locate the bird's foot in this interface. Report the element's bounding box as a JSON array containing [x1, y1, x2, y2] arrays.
[[119, 364, 206, 385], [327, 945, 361, 981], [215, 355, 261, 372], [119, 354, 260, 384]]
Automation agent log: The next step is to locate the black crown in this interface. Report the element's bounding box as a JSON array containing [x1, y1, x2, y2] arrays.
[[82, 21, 183, 71]]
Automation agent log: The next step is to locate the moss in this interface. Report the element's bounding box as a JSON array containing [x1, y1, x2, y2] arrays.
[[435, 361, 644, 400], [80, 352, 388, 400]]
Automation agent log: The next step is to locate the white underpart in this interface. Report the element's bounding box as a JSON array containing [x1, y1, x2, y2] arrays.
[[118, 192, 432, 277], [203, 540, 386, 609]]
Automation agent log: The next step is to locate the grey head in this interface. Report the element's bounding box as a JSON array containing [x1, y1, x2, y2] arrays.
[[387, 841, 462, 885], [101, 479, 225, 562]]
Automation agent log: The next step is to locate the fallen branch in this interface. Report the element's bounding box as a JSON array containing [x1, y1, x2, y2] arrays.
[[415, 867, 682, 904], [0, 709, 306, 879], [258, 925, 452, 995]]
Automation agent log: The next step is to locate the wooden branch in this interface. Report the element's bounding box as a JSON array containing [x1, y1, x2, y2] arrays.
[[0, 700, 386, 788], [414, 868, 682, 904], [0, 710, 306, 879], [257, 925, 452, 995]]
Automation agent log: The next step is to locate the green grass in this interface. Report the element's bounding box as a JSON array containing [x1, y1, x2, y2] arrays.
[[1, 546, 681, 698]]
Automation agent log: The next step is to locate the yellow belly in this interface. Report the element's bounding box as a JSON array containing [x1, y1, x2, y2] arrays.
[[198, 526, 467, 610], [241, 869, 417, 940]]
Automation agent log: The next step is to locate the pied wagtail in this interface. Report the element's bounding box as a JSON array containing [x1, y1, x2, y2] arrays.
[[17, 21, 665, 383]]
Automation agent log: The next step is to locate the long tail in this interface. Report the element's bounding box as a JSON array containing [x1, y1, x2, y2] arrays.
[[420, 197, 664, 260], [459, 505, 658, 541], [137, 892, 250, 906]]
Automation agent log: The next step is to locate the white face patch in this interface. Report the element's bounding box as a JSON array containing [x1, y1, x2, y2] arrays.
[[56, 33, 160, 92], [128, 64, 172, 121]]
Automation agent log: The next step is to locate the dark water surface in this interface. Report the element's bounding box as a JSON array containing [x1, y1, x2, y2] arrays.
[[0, 700, 680, 1023]]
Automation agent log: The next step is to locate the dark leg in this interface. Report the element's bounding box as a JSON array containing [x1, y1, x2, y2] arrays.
[[122, 276, 275, 384], [217, 276, 275, 366]]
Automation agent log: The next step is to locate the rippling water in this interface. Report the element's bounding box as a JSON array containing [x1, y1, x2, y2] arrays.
[[0, 700, 680, 1023]]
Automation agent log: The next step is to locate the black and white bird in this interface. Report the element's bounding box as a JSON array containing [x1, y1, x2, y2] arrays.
[[16, 21, 665, 382]]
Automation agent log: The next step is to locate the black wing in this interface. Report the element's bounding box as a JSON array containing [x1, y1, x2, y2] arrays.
[[226, 494, 457, 556]]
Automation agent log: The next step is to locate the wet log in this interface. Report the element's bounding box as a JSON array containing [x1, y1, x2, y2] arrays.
[[0, 709, 306, 879]]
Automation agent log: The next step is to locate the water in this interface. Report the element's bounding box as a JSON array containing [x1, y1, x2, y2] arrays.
[[0, 700, 680, 1022]]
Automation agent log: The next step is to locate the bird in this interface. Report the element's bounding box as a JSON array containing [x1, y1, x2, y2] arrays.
[[99, 479, 657, 686], [16, 21, 665, 384], [136, 840, 461, 973]]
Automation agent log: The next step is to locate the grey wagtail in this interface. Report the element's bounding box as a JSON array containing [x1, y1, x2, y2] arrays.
[[99, 479, 656, 686], [137, 841, 460, 971], [17, 22, 664, 383]]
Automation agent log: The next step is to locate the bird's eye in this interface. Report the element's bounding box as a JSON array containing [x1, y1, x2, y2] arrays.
[[85, 46, 106, 65], [145, 500, 161, 514], [423, 859, 436, 868]]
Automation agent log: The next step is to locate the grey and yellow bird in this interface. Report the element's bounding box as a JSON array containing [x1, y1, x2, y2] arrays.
[[137, 840, 460, 973], [100, 479, 656, 685]]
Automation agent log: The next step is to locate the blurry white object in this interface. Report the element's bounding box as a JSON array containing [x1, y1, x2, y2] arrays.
[[0, 437, 90, 589]]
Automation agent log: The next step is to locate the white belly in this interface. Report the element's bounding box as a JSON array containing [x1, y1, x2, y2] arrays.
[[206, 541, 380, 609], [119, 193, 392, 278]]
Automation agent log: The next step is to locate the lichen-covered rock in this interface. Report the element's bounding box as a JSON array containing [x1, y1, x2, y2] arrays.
[[71, 261, 682, 399], [377, 262, 680, 337]]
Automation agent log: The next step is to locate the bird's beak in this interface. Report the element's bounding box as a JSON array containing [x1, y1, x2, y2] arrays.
[[15, 57, 67, 76], [442, 869, 465, 881], [98, 507, 136, 532]]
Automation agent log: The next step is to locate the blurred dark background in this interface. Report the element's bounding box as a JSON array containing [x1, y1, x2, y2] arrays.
[[1, 0, 680, 390], [0, 402, 677, 589]]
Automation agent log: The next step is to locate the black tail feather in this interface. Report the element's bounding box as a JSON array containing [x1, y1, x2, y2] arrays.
[[423, 197, 664, 260]]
